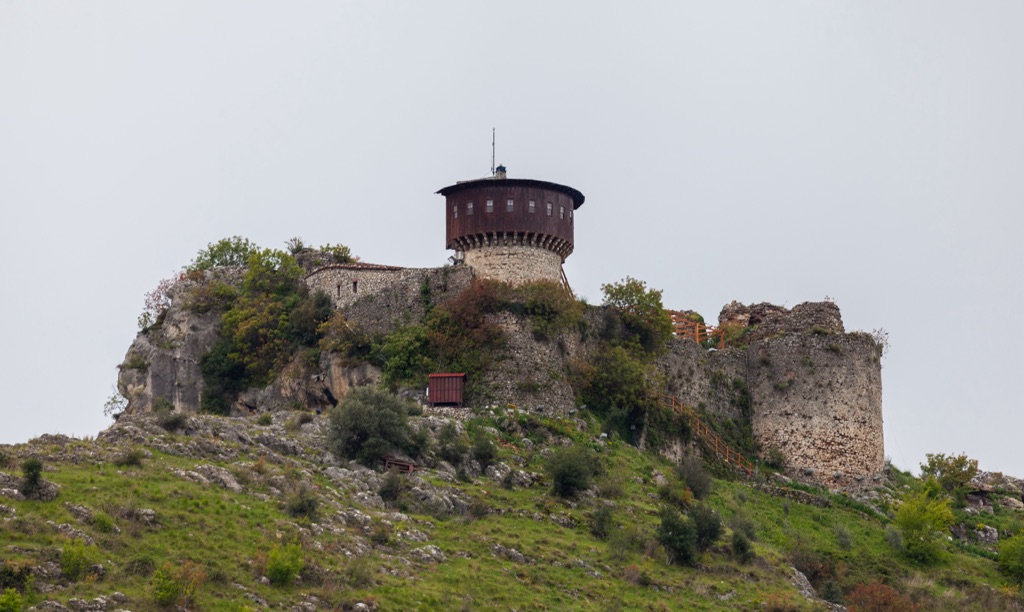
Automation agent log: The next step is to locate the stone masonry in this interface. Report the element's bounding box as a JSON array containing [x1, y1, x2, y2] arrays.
[[462, 245, 564, 286]]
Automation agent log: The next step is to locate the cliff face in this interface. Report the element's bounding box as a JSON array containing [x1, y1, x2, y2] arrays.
[[117, 273, 229, 414]]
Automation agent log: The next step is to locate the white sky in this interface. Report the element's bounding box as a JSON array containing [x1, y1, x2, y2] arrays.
[[2, 2, 1022, 476]]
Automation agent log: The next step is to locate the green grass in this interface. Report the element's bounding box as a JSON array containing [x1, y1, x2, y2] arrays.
[[0, 415, 1022, 610]]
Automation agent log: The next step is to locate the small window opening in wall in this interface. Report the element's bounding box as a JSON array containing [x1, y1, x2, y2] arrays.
[[560, 205, 565, 220], [453, 204, 458, 218], [546, 202, 553, 216], [467, 202, 474, 215], [569, 209, 573, 223], [486, 199, 494, 213], [529, 200, 536, 213], [507, 199, 514, 212], [336, 284, 341, 297], [352, 280, 358, 294]]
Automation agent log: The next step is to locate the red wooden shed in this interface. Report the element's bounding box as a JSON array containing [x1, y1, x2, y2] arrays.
[[428, 373, 466, 407]]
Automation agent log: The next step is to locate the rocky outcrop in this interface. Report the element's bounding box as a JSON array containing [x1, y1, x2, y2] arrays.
[[117, 270, 241, 415]]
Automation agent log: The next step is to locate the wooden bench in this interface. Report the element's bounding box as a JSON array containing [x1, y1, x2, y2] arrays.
[[382, 456, 418, 473]]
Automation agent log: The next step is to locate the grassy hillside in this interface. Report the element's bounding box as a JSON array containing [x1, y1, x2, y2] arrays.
[[1, 407, 1021, 611]]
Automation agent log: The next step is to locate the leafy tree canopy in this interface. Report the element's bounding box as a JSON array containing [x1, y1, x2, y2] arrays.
[[188, 236, 259, 271], [600, 276, 672, 355]]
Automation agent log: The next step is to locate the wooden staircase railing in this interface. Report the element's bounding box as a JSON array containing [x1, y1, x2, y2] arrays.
[[659, 394, 754, 478], [667, 311, 726, 349]]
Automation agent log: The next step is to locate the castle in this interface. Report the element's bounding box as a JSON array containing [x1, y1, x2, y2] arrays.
[[120, 166, 885, 491]]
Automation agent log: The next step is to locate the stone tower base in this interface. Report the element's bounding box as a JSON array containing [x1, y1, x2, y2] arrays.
[[463, 245, 563, 286]]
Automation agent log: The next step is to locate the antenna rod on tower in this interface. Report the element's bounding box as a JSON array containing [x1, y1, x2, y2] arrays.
[[491, 128, 495, 176]]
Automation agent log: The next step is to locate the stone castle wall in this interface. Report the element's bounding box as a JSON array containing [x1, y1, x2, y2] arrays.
[[462, 245, 563, 286], [748, 331, 884, 490]]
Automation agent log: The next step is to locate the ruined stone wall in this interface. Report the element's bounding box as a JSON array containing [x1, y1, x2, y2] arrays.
[[656, 339, 749, 421], [339, 266, 475, 337], [462, 245, 563, 285], [748, 331, 884, 490]]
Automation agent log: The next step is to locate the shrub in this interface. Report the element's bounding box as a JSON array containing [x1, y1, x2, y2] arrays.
[[677, 456, 712, 500], [846, 582, 917, 612], [729, 511, 757, 542], [152, 560, 206, 608], [0, 561, 32, 593], [471, 430, 498, 470], [267, 543, 304, 587], [0, 589, 23, 612], [257, 413, 273, 426], [19, 458, 43, 496], [690, 503, 723, 552], [378, 470, 407, 505], [124, 555, 156, 577], [998, 533, 1024, 585], [286, 411, 314, 433], [0, 451, 8, 469], [657, 483, 693, 511], [285, 486, 319, 520], [546, 445, 599, 498], [517, 280, 585, 338], [93, 512, 116, 533], [327, 388, 415, 466], [920, 452, 978, 504], [895, 492, 954, 563], [437, 422, 468, 465], [113, 448, 145, 467], [656, 507, 697, 566], [157, 410, 186, 432], [596, 470, 627, 499], [731, 531, 754, 562], [590, 506, 614, 539], [61, 541, 93, 581], [820, 580, 845, 605], [578, 345, 652, 442]]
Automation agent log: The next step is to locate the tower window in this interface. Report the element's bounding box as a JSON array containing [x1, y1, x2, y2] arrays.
[[467, 202, 473, 215], [529, 200, 536, 213], [352, 280, 358, 294], [453, 204, 458, 218], [507, 199, 514, 212], [569, 209, 573, 223], [546, 202, 553, 216], [486, 199, 493, 213], [560, 205, 565, 220]]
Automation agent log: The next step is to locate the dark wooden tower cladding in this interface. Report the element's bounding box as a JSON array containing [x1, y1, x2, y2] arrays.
[[437, 168, 585, 260]]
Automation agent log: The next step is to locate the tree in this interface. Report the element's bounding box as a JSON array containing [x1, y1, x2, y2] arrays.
[[188, 236, 259, 271], [657, 507, 697, 566], [689, 503, 723, 552], [327, 387, 415, 466], [241, 249, 303, 297], [895, 491, 954, 563], [920, 453, 978, 503], [600, 276, 673, 354]]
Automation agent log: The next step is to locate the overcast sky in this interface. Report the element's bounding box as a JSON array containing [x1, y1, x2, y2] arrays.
[[2, 2, 1022, 476]]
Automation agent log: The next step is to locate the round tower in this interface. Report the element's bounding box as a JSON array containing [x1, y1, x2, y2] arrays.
[[437, 166, 585, 285]]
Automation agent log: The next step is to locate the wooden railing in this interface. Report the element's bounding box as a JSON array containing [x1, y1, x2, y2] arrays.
[[659, 394, 754, 478], [668, 311, 725, 349]]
